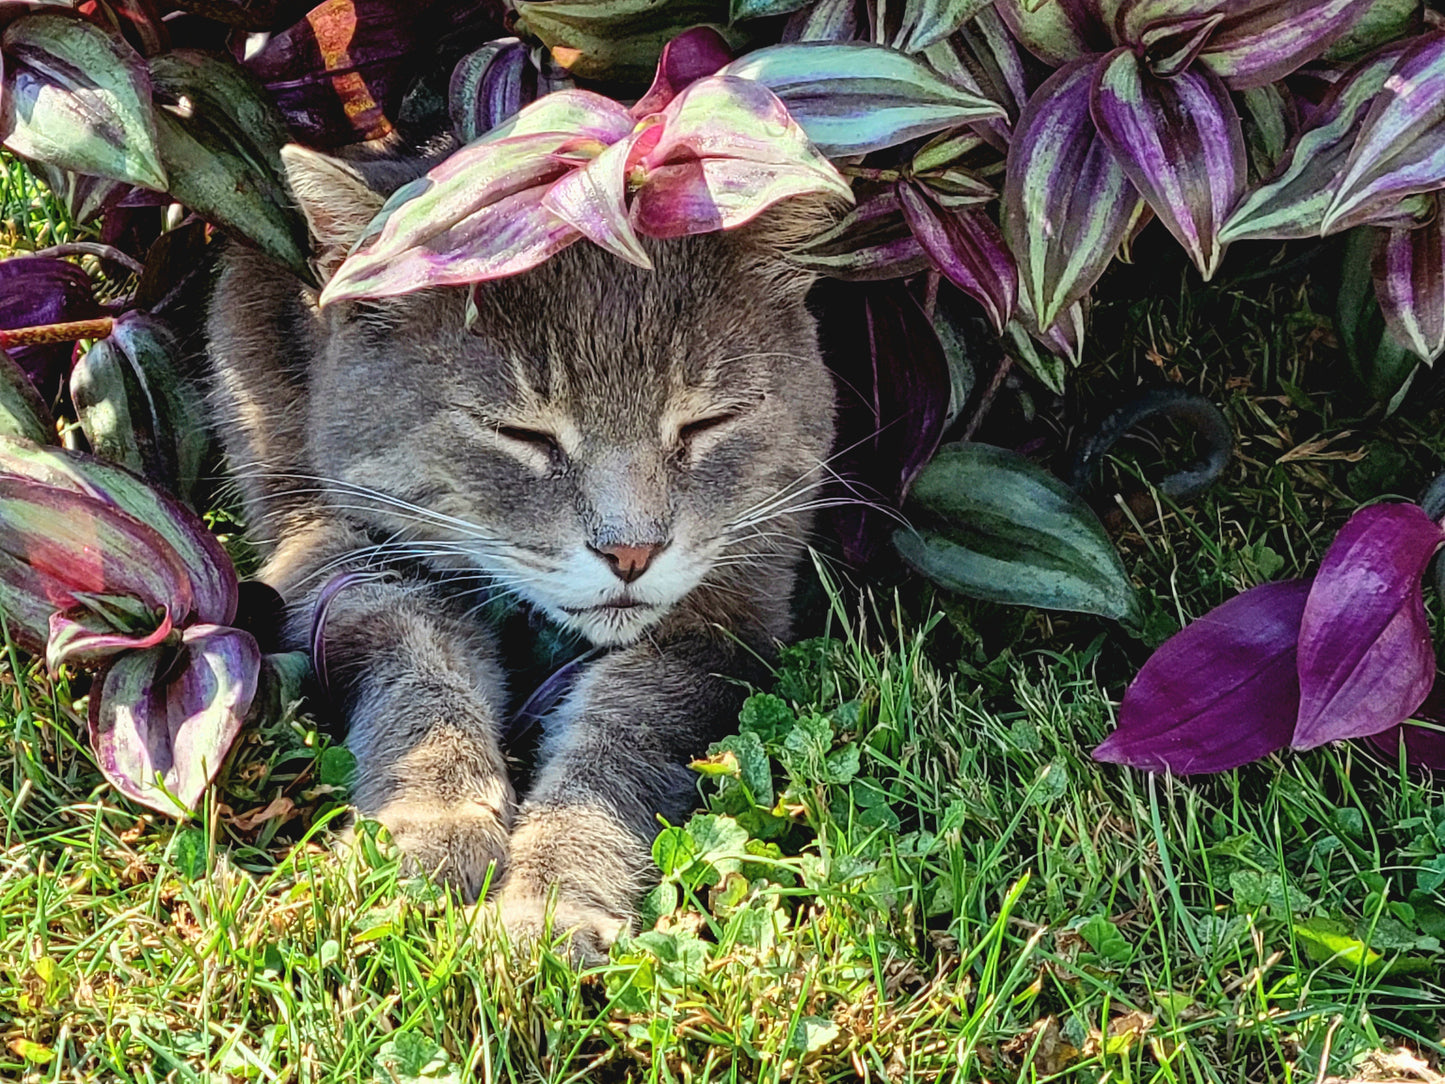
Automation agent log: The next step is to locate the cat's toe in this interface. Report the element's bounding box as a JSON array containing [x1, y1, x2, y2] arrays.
[[376, 801, 512, 902], [495, 886, 631, 965]]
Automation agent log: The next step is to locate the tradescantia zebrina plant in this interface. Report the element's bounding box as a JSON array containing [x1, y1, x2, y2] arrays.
[[5, 0, 1445, 808]]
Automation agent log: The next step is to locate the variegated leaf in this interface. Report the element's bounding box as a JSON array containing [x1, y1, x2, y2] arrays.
[[1091, 47, 1245, 279]]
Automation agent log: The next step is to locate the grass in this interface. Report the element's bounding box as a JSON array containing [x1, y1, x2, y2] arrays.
[[3, 159, 1444, 1082]]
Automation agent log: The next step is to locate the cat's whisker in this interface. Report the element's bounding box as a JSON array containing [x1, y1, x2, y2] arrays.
[[234, 469, 507, 546]]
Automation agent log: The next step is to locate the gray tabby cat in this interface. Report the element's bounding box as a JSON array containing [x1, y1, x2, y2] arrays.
[[207, 145, 836, 960]]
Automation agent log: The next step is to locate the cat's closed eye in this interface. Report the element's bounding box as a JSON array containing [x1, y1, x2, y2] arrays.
[[496, 425, 561, 456], [678, 412, 738, 446]]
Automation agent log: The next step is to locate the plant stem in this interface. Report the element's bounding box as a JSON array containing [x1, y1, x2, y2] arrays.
[[30, 243, 145, 277], [0, 317, 114, 349]]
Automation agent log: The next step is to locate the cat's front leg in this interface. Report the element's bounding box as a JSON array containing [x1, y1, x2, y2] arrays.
[[296, 569, 516, 901], [495, 637, 750, 961]]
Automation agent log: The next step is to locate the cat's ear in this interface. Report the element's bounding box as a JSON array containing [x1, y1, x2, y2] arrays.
[[739, 194, 847, 298], [280, 144, 386, 281]]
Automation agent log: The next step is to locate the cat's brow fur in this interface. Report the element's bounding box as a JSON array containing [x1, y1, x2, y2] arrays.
[[207, 147, 836, 958]]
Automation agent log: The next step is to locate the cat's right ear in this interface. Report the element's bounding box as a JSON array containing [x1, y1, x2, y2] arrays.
[[280, 144, 386, 282]]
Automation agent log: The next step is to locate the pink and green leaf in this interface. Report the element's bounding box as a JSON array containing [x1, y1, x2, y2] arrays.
[[319, 132, 585, 305], [89, 624, 260, 816], [629, 75, 853, 238], [0, 436, 237, 625], [1293, 502, 1443, 748], [0, 474, 194, 651], [1094, 578, 1311, 774], [1004, 58, 1143, 331], [1091, 47, 1245, 280], [544, 128, 654, 267]]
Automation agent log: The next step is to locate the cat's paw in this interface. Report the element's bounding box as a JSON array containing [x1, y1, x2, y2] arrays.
[[494, 884, 631, 965], [376, 800, 512, 902]]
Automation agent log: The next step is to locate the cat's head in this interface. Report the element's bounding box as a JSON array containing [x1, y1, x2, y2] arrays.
[[283, 145, 838, 647]]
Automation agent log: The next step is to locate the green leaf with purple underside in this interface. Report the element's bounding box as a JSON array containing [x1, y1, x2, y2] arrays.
[[898, 180, 1016, 333], [895, 442, 1141, 623], [47, 604, 174, 671], [1, 13, 167, 191], [1091, 47, 1244, 279], [894, 0, 998, 54], [993, 0, 1103, 66]]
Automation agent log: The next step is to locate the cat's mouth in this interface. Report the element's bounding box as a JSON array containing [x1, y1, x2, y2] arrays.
[[560, 598, 656, 615]]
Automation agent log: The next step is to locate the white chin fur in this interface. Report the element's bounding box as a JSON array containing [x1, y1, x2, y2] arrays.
[[550, 603, 668, 647]]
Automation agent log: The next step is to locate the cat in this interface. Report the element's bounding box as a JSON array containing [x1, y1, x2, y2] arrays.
[[206, 144, 837, 961]]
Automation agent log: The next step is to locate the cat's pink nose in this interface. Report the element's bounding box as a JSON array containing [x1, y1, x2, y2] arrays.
[[595, 542, 663, 583]]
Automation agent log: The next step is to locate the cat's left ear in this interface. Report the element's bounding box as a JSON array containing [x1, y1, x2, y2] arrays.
[[280, 144, 387, 282], [738, 193, 846, 298]]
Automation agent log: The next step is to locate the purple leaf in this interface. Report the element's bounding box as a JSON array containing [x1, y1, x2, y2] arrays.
[[0, 254, 101, 399], [1136, 13, 1225, 79], [1, 12, 167, 191], [245, 0, 504, 147], [1367, 686, 1445, 770], [1221, 42, 1409, 243], [0, 436, 237, 625], [89, 624, 260, 816], [46, 602, 173, 671], [1091, 47, 1245, 280], [627, 76, 852, 239], [544, 128, 654, 267], [449, 38, 532, 143], [814, 280, 951, 564], [1293, 502, 1444, 749], [0, 473, 194, 653], [720, 42, 1007, 157], [1094, 578, 1312, 774], [1198, 0, 1376, 90], [1324, 31, 1445, 234], [319, 131, 586, 305], [1004, 58, 1144, 331], [631, 26, 732, 117], [1372, 195, 1445, 363], [898, 180, 1016, 333]]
